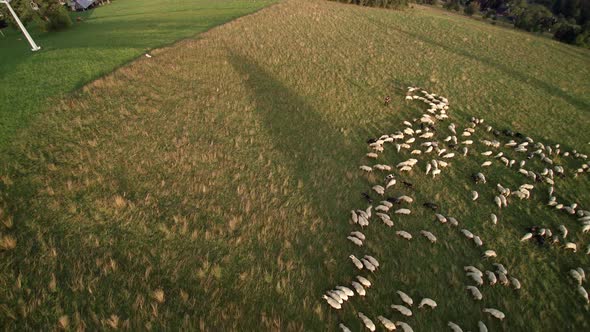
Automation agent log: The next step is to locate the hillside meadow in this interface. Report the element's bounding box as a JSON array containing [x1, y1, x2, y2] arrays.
[[1, 0, 589, 330]]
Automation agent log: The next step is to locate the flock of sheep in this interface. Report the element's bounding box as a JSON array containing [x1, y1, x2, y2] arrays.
[[323, 87, 590, 331]]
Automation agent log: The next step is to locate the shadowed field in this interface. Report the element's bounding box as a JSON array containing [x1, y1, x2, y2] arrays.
[[1, 0, 589, 330]]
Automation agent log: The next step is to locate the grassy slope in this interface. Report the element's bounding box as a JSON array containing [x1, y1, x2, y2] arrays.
[[1, 0, 590, 330], [0, 0, 274, 152]]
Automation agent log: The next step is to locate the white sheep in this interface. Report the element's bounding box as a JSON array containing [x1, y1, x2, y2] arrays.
[[395, 209, 411, 215], [391, 304, 412, 316], [350, 255, 364, 269], [418, 298, 437, 309], [351, 281, 366, 296], [395, 321, 413, 332], [420, 230, 437, 243], [358, 312, 376, 332], [377, 316, 396, 331], [396, 231, 412, 240], [483, 250, 497, 258], [323, 295, 341, 309], [447, 322, 463, 332], [397, 290, 414, 306], [347, 236, 363, 246], [483, 308, 505, 320], [466, 286, 483, 300], [356, 276, 371, 288]]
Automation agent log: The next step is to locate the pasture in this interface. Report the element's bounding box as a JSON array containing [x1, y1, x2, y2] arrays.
[[1, 0, 589, 330]]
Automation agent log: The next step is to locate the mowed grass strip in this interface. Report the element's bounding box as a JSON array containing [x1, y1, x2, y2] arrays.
[[1, 0, 589, 330], [0, 0, 274, 152]]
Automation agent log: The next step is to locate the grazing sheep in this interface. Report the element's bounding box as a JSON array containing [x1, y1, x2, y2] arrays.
[[336, 286, 354, 297], [494, 196, 502, 208], [420, 230, 437, 243], [520, 233, 533, 241], [327, 291, 343, 304], [395, 209, 412, 215], [375, 205, 390, 213], [396, 231, 413, 240], [360, 165, 373, 173], [578, 286, 589, 303], [466, 286, 483, 300], [351, 210, 359, 224], [377, 316, 396, 331], [418, 298, 437, 309], [364, 255, 380, 269], [334, 289, 349, 301], [395, 321, 414, 332], [447, 322, 463, 332], [361, 258, 376, 272], [483, 308, 505, 320], [351, 281, 366, 296], [350, 255, 364, 269], [478, 321, 488, 332], [461, 229, 474, 239], [366, 152, 379, 159], [485, 271, 497, 285], [559, 225, 568, 238], [570, 269, 583, 285], [323, 295, 341, 309], [510, 277, 521, 290], [497, 272, 509, 285], [564, 242, 577, 252], [391, 305, 413, 317], [448, 217, 459, 226], [339, 323, 352, 332], [398, 195, 414, 203], [464, 266, 483, 277], [435, 213, 447, 223], [483, 250, 497, 258], [471, 191, 479, 201], [347, 236, 363, 246], [356, 276, 371, 288], [490, 214, 498, 225], [576, 268, 586, 282], [481, 161, 492, 167], [473, 236, 483, 247], [397, 290, 414, 306], [373, 185, 385, 195], [358, 312, 376, 332], [467, 272, 484, 286], [350, 231, 365, 240]]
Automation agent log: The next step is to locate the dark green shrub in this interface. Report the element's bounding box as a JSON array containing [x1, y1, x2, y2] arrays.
[[44, 5, 72, 31], [464, 1, 480, 15]]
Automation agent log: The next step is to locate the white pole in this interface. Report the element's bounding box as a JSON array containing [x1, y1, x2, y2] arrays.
[[1, 0, 41, 51]]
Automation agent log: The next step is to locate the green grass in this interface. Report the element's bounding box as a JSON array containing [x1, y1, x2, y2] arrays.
[[1, 0, 590, 330], [0, 0, 274, 152]]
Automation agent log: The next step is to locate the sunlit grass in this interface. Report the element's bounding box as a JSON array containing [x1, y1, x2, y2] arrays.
[[0, 0, 589, 330]]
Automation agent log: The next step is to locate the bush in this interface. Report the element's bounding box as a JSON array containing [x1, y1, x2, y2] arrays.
[[554, 22, 581, 43], [44, 5, 72, 31], [464, 1, 480, 15], [443, 0, 462, 11], [514, 4, 555, 32]]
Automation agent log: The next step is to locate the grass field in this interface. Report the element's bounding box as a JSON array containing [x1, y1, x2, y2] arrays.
[[0, 0, 274, 152], [1, 0, 590, 330]]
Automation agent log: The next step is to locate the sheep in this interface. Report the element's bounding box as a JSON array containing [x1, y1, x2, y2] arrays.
[[350, 231, 365, 240], [483, 308, 505, 320], [327, 291, 343, 304], [467, 272, 484, 286], [420, 230, 437, 243], [398, 195, 414, 203], [397, 290, 414, 306], [433, 214, 449, 224], [564, 242, 577, 252], [339, 323, 352, 332], [375, 205, 390, 213], [481, 151, 493, 156], [464, 266, 483, 277], [372, 185, 385, 195], [351, 210, 359, 224], [461, 229, 474, 239], [497, 272, 509, 285], [494, 196, 502, 208], [559, 225, 568, 238], [520, 233, 533, 241], [471, 191, 479, 201], [358, 312, 376, 332], [391, 305, 412, 316], [510, 277, 521, 290], [481, 161, 492, 167], [578, 286, 589, 303], [447, 322, 463, 332], [336, 286, 354, 297], [490, 214, 498, 225], [364, 255, 379, 269], [395, 209, 411, 215], [570, 269, 583, 285], [361, 258, 376, 272], [360, 165, 373, 172], [350, 255, 364, 269], [466, 286, 483, 300], [442, 153, 455, 159], [396, 231, 412, 240], [483, 250, 497, 258], [347, 236, 363, 246], [478, 321, 488, 332], [418, 298, 437, 309], [485, 271, 497, 285], [577, 268, 586, 282], [323, 295, 341, 309], [377, 316, 396, 331], [473, 236, 483, 247], [395, 321, 413, 332], [334, 289, 349, 301], [366, 152, 379, 159], [351, 281, 366, 296], [356, 276, 371, 288]]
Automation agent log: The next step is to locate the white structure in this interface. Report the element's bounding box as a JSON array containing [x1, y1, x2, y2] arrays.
[[0, 0, 41, 51]]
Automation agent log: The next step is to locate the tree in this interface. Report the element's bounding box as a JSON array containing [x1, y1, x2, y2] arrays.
[[0, 0, 71, 31], [464, 1, 481, 15], [514, 4, 556, 32]]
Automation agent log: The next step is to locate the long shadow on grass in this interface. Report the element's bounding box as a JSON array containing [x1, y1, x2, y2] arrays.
[[366, 16, 590, 112], [229, 53, 368, 325]]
